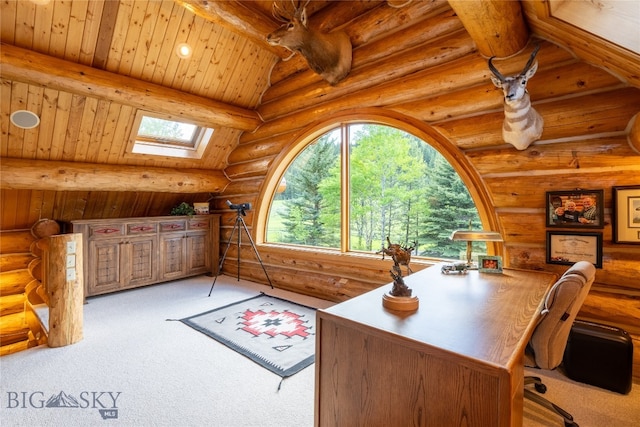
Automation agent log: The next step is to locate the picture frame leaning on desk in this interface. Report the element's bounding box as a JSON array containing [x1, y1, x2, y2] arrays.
[[478, 255, 503, 273]]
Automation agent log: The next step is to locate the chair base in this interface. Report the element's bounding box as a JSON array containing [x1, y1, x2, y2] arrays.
[[525, 376, 579, 427]]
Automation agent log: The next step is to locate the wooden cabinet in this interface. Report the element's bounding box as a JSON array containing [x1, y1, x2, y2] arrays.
[[158, 218, 211, 280], [73, 215, 219, 297]]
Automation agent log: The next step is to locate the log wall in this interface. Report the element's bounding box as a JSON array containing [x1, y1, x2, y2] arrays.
[[0, 229, 37, 355], [216, 5, 640, 380]]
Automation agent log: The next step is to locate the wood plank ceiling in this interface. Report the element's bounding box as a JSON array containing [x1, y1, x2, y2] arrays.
[[1, 0, 277, 171]]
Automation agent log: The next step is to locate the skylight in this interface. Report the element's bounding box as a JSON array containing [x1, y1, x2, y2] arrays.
[[128, 111, 214, 159]]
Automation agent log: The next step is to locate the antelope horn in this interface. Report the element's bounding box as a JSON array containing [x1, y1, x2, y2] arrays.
[[488, 57, 505, 82], [521, 44, 541, 75]]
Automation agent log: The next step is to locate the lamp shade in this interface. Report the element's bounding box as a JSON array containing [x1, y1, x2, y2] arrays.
[[449, 230, 503, 242], [450, 229, 503, 268]]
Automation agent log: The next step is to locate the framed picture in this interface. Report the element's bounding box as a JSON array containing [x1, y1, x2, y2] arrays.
[[613, 185, 640, 244], [478, 255, 502, 273], [546, 190, 604, 228], [546, 231, 602, 268]]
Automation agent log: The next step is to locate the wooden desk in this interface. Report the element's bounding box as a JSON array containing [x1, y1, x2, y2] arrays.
[[315, 264, 556, 427]]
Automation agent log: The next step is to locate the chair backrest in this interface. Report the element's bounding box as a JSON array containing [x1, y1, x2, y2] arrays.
[[528, 261, 596, 369]]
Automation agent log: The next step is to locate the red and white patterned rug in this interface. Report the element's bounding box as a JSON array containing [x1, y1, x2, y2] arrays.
[[180, 293, 316, 378]]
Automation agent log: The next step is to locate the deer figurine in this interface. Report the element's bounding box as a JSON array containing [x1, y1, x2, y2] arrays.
[[378, 236, 415, 275], [488, 45, 544, 150], [266, 0, 352, 85]]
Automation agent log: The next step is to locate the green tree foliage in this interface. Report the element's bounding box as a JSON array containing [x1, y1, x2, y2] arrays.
[[268, 124, 481, 261], [279, 134, 339, 246], [138, 116, 195, 142], [419, 155, 482, 258], [345, 125, 428, 251]]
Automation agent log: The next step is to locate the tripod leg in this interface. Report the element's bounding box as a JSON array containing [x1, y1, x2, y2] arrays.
[[208, 217, 240, 296], [239, 217, 274, 289]]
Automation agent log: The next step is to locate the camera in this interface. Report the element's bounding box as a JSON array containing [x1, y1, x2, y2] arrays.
[[226, 200, 251, 216]]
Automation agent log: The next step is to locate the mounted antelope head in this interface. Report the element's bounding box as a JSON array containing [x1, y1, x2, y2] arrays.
[[489, 45, 544, 150], [266, 0, 352, 85]]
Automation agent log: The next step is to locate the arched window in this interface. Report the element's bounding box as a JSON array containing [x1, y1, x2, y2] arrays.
[[265, 122, 486, 260]]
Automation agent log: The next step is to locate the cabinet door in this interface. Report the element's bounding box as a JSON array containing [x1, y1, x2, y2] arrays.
[[186, 232, 210, 275], [124, 236, 157, 288], [88, 239, 122, 295], [159, 233, 186, 280]]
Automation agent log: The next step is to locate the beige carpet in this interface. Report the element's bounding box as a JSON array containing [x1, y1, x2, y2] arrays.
[[523, 365, 639, 427], [1, 274, 637, 426]]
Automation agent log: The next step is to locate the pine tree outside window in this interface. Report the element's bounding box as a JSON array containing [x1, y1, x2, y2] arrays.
[[266, 123, 485, 260]]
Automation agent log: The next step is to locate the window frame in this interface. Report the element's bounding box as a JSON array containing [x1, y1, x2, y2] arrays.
[[254, 111, 501, 260], [126, 110, 214, 160]]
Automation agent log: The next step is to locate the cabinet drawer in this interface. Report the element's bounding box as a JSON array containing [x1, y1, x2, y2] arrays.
[[160, 221, 186, 232], [127, 223, 158, 235], [88, 225, 124, 239], [188, 219, 210, 230]]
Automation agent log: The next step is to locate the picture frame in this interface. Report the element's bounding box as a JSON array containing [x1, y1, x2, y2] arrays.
[[612, 185, 640, 244], [546, 190, 604, 228], [478, 255, 503, 273], [546, 231, 602, 268]]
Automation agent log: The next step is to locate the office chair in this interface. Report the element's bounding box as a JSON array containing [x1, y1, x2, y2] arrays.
[[523, 261, 596, 427]]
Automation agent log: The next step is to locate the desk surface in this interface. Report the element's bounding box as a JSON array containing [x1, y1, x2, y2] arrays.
[[320, 264, 557, 369]]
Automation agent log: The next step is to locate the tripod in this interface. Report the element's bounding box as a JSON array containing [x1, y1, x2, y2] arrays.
[[208, 208, 273, 296]]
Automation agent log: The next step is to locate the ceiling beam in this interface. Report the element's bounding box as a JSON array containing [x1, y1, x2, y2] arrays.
[[174, 0, 290, 59], [447, 0, 529, 58], [0, 159, 230, 194], [0, 43, 262, 132]]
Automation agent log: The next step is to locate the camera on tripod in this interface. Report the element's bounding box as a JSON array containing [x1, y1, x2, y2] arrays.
[[226, 200, 251, 216], [209, 199, 272, 296]]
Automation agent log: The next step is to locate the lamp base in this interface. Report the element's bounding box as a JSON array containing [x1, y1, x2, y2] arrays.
[[382, 293, 419, 312]]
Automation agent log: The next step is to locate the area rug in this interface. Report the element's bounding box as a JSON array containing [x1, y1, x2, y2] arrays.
[[180, 293, 316, 378]]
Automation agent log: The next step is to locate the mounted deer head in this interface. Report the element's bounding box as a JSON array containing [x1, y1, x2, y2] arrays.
[[489, 45, 544, 150], [266, 0, 352, 85]]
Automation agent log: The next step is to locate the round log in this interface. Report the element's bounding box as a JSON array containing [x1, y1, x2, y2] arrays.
[[46, 234, 83, 347], [0, 269, 32, 296], [1, 158, 230, 193], [25, 279, 46, 306], [447, 0, 529, 58], [30, 240, 44, 258], [0, 253, 34, 272], [31, 219, 60, 239], [0, 293, 25, 317], [28, 258, 42, 281], [0, 230, 35, 253]]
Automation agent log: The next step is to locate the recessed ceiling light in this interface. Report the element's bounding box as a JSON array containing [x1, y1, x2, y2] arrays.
[[176, 43, 193, 59], [10, 110, 40, 129]]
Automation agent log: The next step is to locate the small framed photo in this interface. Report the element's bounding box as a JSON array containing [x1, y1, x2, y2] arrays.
[[478, 255, 502, 273], [613, 185, 640, 244], [546, 190, 604, 228], [546, 231, 602, 268]]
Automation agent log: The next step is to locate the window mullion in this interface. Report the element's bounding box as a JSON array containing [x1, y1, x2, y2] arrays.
[[341, 123, 350, 253]]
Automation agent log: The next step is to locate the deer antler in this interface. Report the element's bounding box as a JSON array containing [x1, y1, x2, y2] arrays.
[[272, 2, 291, 22]]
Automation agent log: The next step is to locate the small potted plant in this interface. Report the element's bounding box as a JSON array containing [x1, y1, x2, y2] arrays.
[[170, 202, 195, 217]]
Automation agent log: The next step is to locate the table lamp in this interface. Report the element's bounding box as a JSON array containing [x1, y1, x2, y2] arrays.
[[449, 228, 503, 268]]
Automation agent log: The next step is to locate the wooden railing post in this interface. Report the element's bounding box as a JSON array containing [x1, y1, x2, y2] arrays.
[[44, 234, 84, 347]]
